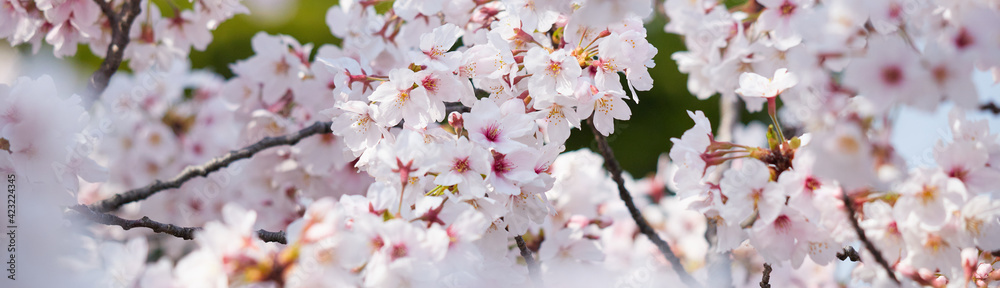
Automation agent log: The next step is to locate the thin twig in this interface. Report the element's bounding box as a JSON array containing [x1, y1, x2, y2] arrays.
[[68, 205, 287, 244], [837, 246, 861, 262], [586, 117, 703, 288], [515, 235, 541, 286], [759, 263, 772, 288], [87, 0, 143, 102], [89, 121, 334, 213], [841, 189, 900, 284], [981, 102, 1000, 115], [445, 102, 472, 113]]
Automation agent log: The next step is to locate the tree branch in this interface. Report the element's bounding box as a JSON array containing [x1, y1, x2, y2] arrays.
[[87, 0, 143, 102], [515, 235, 541, 286], [89, 121, 334, 213], [841, 190, 900, 284], [68, 205, 287, 244], [586, 117, 702, 288], [837, 246, 861, 262], [759, 263, 772, 288], [981, 102, 1000, 115]]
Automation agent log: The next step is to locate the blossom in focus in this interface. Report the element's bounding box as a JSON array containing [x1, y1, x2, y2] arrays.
[[734, 68, 797, 99]]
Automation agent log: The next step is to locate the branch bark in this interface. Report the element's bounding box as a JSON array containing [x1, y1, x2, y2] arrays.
[[837, 246, 861, 262], [586, 117, 702, 288], [68, 205, 288, 244], [759, 263, 772, 288], [89, 121, 334, 213], [87, 0, 143, 102], [981, 102, 1000, 115], [841, 189, 900, 284], [515, 235, 541, 286]]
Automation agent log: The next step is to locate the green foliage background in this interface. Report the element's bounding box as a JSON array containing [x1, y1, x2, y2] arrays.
[[67, 1, 741, 177]]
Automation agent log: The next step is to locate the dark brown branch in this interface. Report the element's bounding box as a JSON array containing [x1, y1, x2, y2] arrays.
[[841, 190, 900, 284], [515, 235, 541, 286], [445, 101, 472, 113], [759, 263, 772, 288], [586, 118, 702, 288], [87, 0, 143, 101], [981, 102, 1000, 115], [837, 246, 861, 262], [89, 121, 334, 213], [68, 205, 287, 244]]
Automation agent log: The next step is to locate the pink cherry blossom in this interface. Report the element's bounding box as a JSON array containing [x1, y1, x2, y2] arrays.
[[525, 47, 582, 101], [463, 99, 535, 154], [734, 68, 797, 99], [369, 68, 441, 128], [584, 85, 632, 136]]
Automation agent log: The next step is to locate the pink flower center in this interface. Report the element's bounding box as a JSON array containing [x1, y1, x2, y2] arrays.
[[274, 58, 291, 76], [390, 244, 408, 261], [932, 65, 949, 85], [372, 236, 385, 250], [779, 1, 796, 16], [774, 215, 792, 233], [483, 122, 502, 142], [547, 60, 562, 76], [888, 2, 903, 19], [881, 65, 904, 86], [955, 28, 974, 50], [918, 184, 938, 205], [453, 157, 471, 173], [948, 166, 968, 182], [492, 152, 513, 175], [804, 177, 821, 191], [422, 75, 438, 93]]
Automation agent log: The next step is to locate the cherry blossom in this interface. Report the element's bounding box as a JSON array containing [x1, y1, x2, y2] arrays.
[[734, 68, 797, 100], [7, 0, 1000, 287], [432, 137, 491, 199], [232, 32, 307, 105], [524, 47, 582, 102], [843, 36, 933, 111], [463, 99, 535, 154], [579, 87, 631, 136], [369, 68, 439, 128]]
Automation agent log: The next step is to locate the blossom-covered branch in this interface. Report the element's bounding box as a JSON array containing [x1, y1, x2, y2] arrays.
[[587, 117, 702, 288], [87, 0, 143, 100], [841, 190, 900, 284], [515, 235, 541, 286], [67, 205, 288, 244], [89, 120, 334, 213]]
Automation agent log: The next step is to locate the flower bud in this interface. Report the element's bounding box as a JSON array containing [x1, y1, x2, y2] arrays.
[[448, 112, 464, 135]]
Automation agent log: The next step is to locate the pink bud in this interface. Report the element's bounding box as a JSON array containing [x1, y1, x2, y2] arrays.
[[591, 216, 614, 229], [597, 29, 611, 39], [567, 215, 589, 229], [931, 276, 947, 287], [917, 268, 935, 280], [975, 263, 992, 279], [448, 112, 464, 135]]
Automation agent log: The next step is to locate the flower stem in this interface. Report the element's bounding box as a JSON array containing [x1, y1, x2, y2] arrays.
[[767, 98, 787, 144]]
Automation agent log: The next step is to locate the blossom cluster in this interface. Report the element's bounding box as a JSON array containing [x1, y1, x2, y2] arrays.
[[1, 0, 248, 70], [666, 0, 1000, 286], [1, 0, 720, 287], [1, 0, 999, 286]]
